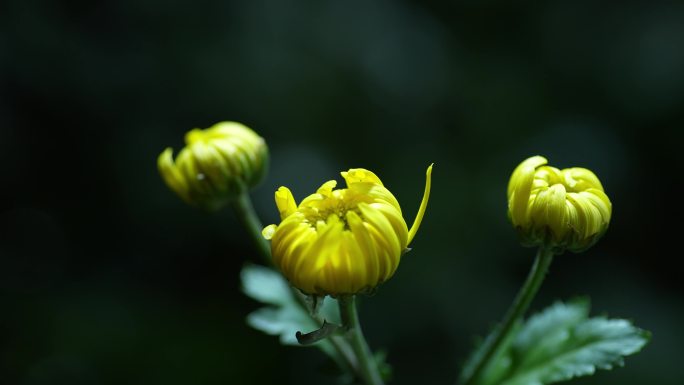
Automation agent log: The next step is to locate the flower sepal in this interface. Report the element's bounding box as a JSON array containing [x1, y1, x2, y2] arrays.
[[295, 320, 343, 345]]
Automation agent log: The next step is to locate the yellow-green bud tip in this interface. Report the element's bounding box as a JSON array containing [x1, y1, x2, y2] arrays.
[[507, 156, 611, 253], [184, 128, 205, 145], [158, 121, 269, 211]]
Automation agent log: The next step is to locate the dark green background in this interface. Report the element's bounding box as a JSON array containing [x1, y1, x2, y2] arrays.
[[1, 0, 682, 384]]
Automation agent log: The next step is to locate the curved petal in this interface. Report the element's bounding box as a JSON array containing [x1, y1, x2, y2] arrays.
[[275, 187, 297, 220], [341, 168, 384, 187], [408, 164, 433, 245], [509, 156, 547, 226]]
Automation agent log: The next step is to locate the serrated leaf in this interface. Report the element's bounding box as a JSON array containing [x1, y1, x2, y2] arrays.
[[475, 300, 650, 385], [240, 264, 339, 357]]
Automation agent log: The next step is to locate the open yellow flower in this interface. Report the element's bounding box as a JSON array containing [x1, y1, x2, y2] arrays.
[[507, 156, 612, 252], [158, 121, 268, 211], [262, 165, 433, 296]]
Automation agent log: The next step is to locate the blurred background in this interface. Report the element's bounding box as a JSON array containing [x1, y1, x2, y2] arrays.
[[1, 0, 682, 384]]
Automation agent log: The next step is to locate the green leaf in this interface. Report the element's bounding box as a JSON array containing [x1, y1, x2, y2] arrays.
[[473, 299, 650, 385], [241, 262, 293, 306], [240, 264, 340, 355]]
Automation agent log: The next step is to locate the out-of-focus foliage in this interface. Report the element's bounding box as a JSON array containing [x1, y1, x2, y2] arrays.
[[241, 263, 339, 349]]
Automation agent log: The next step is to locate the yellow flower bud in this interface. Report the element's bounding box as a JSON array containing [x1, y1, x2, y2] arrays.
[[507, 156, 612, 253], [158, 121, 269, 210], [262, 165, 433, 296]]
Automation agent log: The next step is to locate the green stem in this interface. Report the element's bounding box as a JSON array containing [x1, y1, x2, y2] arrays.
[[232, 192, 272, 264], [460, 246, 555, 385], [231, 192, 359, 376], [329, 334, 359, 374], [339, 296, 385, 385]]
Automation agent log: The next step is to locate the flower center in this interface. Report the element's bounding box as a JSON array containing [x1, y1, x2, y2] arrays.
[[301, 190, 365, 230], [534, 167, 594, 194]]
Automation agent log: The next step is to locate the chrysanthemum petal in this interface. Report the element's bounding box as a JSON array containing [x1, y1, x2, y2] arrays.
[[275, 187, 297, 220], [408, 164, 433, 245]]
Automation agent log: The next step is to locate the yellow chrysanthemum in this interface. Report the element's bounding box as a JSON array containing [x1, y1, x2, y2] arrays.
[[262, 165, 433, 296], [158, 121, 268, 210], [507, 156, 612, 252]]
